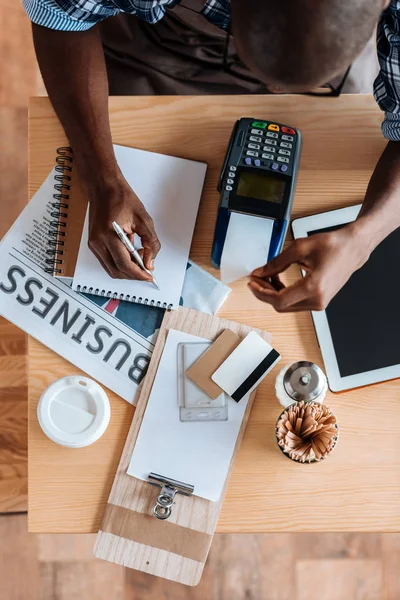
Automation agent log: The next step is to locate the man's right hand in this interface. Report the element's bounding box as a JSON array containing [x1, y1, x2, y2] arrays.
[[88, 176, 160, 281], [31, 24, 161, 280]]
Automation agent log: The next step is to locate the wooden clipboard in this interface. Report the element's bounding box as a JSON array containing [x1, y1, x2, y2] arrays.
[[94, 307, 272, 586]]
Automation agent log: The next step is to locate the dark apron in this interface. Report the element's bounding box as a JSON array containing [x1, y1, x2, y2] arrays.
[[99, 0, 268, 95]]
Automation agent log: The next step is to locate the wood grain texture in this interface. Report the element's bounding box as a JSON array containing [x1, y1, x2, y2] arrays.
[[0, 515, 40, 600], [296, 560, 383, 600], [0, 2, 36, 108], [294, 533, 382, 560], [3, 517, 400, 600], [39, 560, 125, 600], [0, 318, 27, 513], [37, 534, 97, 562], [0, 108, 29, 240], [0, 1, 38, 513], [94, 307, 272, 585], [381, 535, 400, 600], [124, 533, 296, 600], [28, 338, 134, 532], [28, 95, 400, 534]]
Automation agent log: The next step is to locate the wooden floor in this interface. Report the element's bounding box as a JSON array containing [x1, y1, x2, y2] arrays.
[[0, 0, 34, 514], [1, 515, 400, 599], [0, 3, 399, 599]]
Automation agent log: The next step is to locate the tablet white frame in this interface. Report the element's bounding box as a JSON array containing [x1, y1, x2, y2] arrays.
[[292, 204, 400, 392]]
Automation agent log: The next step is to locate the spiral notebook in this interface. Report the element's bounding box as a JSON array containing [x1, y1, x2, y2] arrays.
[[49, 145, 207, 310], [46, 147, 88, 279]]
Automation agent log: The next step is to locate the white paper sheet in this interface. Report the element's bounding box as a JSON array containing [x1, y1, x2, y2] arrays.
[[220, 213, 274, 284], [73, 144, 207, 309], [127, 329, 250, 502]]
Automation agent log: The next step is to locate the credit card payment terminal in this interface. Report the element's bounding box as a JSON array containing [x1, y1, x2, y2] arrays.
[[211, 118, 302, 269]]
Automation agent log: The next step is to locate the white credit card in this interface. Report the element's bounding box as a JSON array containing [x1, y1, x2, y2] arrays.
[[211, 331, 281, 402]]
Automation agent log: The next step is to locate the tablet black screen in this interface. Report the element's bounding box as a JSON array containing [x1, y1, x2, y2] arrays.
[[309, 225, 400, 377]]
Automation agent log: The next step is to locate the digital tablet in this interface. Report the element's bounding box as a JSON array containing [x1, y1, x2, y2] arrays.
[[292, 205, 400, 392]]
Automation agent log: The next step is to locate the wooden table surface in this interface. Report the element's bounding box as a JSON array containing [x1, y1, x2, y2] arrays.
[[28, 95, 400, 534]]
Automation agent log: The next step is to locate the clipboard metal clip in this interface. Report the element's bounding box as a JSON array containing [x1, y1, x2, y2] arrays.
[[148, 472, 194, 520]]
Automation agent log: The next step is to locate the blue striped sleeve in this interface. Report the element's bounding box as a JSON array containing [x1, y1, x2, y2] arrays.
[[381, 112, 400, 141], [22, 0, 116, 31], [374, 2, 400, 142]]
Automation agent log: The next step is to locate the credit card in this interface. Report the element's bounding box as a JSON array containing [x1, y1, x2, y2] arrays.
[[211, 331, 280, 402], [186, 329, 241, 399]]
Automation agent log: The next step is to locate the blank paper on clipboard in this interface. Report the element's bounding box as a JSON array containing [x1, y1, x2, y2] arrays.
[[127, 329, 250, 502]]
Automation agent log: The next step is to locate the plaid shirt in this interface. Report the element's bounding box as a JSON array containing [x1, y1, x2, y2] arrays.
[[23, 0, 230, 31], [374, 0, 400, 141], [23, 0, 400, 141]]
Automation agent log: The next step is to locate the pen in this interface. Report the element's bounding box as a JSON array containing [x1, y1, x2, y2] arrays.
[[112, 221, 160, 290]]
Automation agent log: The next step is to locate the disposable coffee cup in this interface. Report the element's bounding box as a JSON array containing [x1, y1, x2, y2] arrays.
[[37, 376, 110, 448]]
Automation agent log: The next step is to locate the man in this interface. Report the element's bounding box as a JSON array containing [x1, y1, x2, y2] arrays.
[[24, 0, 399, 312]]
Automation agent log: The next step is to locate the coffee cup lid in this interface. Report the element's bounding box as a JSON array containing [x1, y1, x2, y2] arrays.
[[37, 376, 110, 448]]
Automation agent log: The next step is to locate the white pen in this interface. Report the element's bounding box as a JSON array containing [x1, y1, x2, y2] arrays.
[[112, 221, 160, 290]]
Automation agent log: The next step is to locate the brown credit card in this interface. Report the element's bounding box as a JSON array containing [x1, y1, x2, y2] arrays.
[[186, 329, 241, 399]]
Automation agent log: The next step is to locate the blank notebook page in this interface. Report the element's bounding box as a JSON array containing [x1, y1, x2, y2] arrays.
[[72, 144, 207, 309]]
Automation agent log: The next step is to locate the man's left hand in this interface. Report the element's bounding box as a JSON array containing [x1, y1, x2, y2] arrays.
[[248, 224, 370, 312]]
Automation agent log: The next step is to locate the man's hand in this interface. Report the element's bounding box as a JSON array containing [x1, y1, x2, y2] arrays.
[[88, 177, 160, 281], [32, 24, 161, 280], [248, 224, 370, 312]]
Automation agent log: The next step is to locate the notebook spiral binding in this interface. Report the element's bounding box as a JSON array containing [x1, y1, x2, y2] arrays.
[[45, 146, 73, 275], [75, 285, 172, 310]]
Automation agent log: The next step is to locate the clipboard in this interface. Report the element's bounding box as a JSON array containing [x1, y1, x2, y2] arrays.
[[94, 307, 272, 586]]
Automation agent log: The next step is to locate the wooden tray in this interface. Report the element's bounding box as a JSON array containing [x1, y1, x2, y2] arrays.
[[94, 307, 272, 585]]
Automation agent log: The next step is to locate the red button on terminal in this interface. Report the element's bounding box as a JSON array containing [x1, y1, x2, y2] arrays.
[[282, 126, 296, 135]]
